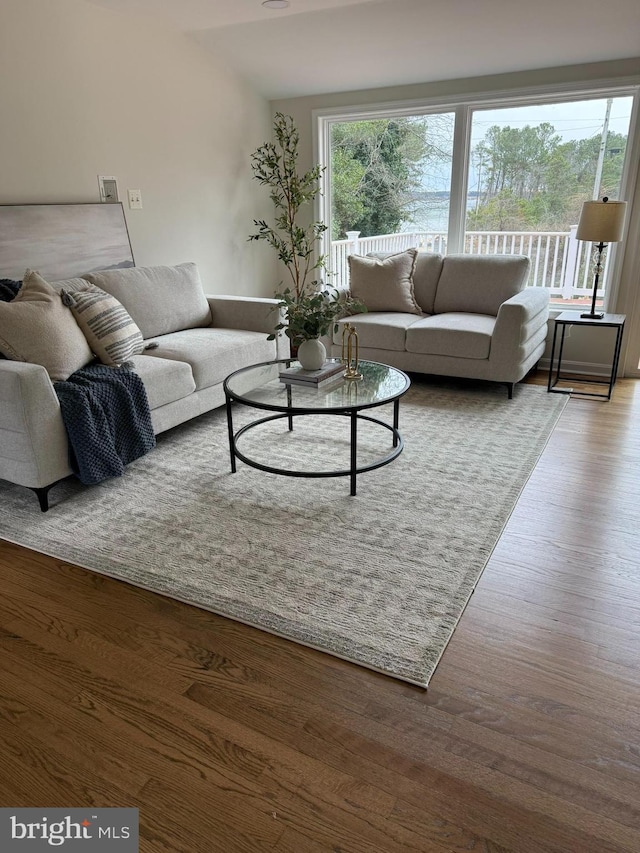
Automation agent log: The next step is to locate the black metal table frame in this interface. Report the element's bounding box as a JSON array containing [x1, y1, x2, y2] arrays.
[[224, 362, 409, 496], [547, 316, 625, 400]]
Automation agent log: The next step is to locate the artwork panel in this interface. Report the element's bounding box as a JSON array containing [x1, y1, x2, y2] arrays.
[[0, 203, 134, 281]]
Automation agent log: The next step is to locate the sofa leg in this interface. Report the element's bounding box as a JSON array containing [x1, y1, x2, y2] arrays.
[[30, 485, 53, 512], [506, 383, 514, 400]]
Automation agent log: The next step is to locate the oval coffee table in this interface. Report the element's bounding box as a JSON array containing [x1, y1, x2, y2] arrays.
[[223, 358, 411, 496]]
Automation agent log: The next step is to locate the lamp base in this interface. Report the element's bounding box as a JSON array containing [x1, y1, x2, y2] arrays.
[[580, 311, 605, 319]]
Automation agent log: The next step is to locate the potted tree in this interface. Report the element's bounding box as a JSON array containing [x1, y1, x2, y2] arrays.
[[249, 113, 364, 369]]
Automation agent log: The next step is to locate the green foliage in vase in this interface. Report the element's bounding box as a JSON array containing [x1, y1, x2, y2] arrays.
[[250, 112, 365, 345], [267, 286, 366, 345]]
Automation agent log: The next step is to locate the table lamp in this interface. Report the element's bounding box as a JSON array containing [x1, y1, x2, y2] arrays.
[[576, 196, 627, 319]]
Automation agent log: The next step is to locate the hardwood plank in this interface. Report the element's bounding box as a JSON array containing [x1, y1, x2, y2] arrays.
[[0, 669, 150, 796], [0, 546, 180, 664], [0, 721, 136, 808], [136, 777, 283, 853], [186, 680, 630, 853], [0, 605, 193, 698]]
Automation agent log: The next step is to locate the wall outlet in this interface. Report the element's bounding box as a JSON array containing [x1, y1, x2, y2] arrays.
[[98, 175, 118, 203], [128, 189, 143, 209]]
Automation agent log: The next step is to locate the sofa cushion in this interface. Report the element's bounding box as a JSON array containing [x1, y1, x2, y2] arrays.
[[406, 313, 496, 359], [143, 327, 276, 391], [349, 249, 421, 314], [60, 282, 145, 367], [83, 263, 212, 339], [0, 270, 93, 381], [434, 254, 530, 316], [334, 312, 423, 352], [128, 354, 196, 410]]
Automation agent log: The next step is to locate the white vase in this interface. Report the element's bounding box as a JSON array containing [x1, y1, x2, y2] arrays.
[[297, 338, 326, 370]]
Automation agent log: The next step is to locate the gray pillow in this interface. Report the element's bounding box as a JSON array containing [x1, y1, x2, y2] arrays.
[[60, 281, 145, 367], [348, 249, 421, 314], [0, 270, 93, 381]]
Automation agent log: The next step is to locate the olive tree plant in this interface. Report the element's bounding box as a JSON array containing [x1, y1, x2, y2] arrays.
[[249, 113, 364, 345]]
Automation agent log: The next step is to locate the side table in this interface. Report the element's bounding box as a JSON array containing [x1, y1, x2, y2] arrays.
[[547, 311, 625, 400]]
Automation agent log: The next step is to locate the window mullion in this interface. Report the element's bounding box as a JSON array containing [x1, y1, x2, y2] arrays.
[[447, 106, 471, 253], [315, 113, 332, 284]]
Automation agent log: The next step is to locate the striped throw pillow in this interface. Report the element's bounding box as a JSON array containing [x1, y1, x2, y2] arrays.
[[61, 283, 145, 366]]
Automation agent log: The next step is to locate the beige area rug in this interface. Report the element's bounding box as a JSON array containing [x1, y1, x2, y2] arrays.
[[0, 380, 567, 687]]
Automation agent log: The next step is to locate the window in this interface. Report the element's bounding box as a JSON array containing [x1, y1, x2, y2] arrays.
[[319, 86, 637, 309], [466, 97, 633, 309], [327, 111, 455, 290]]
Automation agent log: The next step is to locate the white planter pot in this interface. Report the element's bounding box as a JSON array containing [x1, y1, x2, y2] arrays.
[[297, 338, 326, 370]]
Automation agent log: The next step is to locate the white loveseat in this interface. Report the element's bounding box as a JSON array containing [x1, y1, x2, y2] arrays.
[[331, 250, 549, 397], [0, 263, 288, 510]]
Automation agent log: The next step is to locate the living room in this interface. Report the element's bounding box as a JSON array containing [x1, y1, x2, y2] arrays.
[[1, 0, 640, 851]]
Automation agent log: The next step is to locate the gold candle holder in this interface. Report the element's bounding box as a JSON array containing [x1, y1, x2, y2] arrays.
[[341, 323, 362, 381]]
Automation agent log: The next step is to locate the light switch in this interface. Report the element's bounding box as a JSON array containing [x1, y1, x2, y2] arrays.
[[128, 189, 143, 209]]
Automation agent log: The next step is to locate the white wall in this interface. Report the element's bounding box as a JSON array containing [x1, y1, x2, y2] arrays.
[[273, 59, 640, 375], [0, 0, 277, 296]]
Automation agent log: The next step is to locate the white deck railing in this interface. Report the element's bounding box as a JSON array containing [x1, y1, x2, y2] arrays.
[[330, 228, 608, 301]]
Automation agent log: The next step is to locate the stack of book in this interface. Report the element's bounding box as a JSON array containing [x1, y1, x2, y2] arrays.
[[279, 360, 345, 388]]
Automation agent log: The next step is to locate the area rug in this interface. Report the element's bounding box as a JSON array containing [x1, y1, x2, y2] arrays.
[[0, 381, 567, 687]]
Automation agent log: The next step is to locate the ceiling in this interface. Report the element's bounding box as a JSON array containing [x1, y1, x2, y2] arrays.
[[85, 0, 640, 99]]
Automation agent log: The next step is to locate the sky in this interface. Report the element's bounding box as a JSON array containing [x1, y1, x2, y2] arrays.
[[470, 96, 634, 146]]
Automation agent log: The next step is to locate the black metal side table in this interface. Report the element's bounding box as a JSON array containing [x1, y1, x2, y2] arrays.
[[547, 311, 626, 400]]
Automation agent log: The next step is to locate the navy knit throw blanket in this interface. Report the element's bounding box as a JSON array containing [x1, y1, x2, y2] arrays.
[[0, 280, 22, 359], [54, 363, 156, 485], [0, 278, 21, 301]]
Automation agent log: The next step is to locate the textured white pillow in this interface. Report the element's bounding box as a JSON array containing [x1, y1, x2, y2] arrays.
[[60, 281, 145, 367], [0, 270, 92, 381], [348, 249, 421, 314]]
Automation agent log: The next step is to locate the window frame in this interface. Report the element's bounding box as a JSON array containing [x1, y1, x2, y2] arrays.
[[314, 77, 640, 313]]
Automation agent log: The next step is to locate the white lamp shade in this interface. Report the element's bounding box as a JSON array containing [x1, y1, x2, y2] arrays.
[[576, 199, 627, 242]]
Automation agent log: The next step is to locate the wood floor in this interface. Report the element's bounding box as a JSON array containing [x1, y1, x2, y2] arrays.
[[1, 373, 639, 852]]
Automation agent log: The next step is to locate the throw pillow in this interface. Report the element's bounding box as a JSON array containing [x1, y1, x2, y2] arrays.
[[60, 282, 145, 367], [0, 270, 93, 381], [348, 248, 421, 314]]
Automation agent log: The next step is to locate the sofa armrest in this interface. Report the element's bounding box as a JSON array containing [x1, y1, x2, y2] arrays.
[[491, 288, 550, 360], [0, 361, 72, 488], [501, 287, 550, 321], [206, 295, 290, 359]]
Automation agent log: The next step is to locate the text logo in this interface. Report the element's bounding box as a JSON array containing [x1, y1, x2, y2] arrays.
[[1, 809, 138, 852]]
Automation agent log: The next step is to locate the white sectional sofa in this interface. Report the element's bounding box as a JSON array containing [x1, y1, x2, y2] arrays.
[[331, 250, 549, 397], [0, 263, 288, 510]]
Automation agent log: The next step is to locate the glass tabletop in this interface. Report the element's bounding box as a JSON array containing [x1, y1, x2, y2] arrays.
[[224, 358, 410, 412]]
